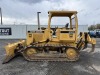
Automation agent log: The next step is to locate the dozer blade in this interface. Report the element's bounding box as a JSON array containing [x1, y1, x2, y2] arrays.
[[2, 55, 15, 64], [3, 40, 25, 64]]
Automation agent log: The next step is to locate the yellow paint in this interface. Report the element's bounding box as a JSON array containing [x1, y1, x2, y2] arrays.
[[26, 48, 37, 56], [5, 40, 25, 56], [4, 10, 96, 60], [66, 48, 77, 60]]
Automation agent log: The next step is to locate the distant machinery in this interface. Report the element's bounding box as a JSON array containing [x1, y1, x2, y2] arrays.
[[88, 29, 100, 38]]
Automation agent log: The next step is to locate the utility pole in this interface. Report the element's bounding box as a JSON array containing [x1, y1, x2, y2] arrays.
[[37, 12, 41, 30], [0, 7, 2, 25]]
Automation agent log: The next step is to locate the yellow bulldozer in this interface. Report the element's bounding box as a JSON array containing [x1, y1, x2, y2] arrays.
[[3, 11, 96, 64]]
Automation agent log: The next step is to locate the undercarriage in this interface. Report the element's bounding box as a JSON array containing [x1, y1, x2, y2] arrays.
[[22, 43, 79, 62]]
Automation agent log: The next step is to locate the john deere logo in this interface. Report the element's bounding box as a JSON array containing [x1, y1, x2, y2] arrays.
[[0, 28, 12, 35]]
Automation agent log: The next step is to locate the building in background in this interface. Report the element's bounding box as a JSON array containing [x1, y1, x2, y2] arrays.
[[0, 25, 88, 39]]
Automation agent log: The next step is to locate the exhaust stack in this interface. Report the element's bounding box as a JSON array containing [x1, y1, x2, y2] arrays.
[[37, 12, 41, 30]]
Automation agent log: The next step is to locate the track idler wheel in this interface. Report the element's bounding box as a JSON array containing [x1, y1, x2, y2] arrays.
[[22, 47, 37, 61], [66, 47, 79, 61]]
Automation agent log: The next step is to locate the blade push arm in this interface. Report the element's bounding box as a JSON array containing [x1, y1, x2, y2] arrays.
[[77, 32, 96, 52]]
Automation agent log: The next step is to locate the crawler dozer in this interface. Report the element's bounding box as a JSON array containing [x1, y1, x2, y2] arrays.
[[3, 11, 96, 64]]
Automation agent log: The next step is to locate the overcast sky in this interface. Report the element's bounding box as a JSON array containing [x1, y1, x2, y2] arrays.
[[0, 0, 100, 25]]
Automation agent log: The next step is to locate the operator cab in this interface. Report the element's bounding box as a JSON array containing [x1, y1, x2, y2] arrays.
[[48, 11, 78, 42]]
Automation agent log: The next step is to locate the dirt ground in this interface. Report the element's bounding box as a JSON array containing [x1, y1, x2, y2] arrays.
[[0, 38, 100, 75]]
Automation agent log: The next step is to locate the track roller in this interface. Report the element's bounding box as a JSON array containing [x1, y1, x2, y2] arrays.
[[66, 47, 79, 61], [22, 47, 37, 61]]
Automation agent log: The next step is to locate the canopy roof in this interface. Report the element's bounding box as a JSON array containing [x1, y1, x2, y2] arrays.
[[48, 11, 77, 17]]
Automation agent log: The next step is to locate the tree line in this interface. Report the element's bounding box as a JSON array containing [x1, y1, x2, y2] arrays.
[[88, 24, 100, 30]]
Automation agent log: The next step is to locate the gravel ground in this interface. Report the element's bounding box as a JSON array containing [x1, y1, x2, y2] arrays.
[[0, 38, 100, 75]]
